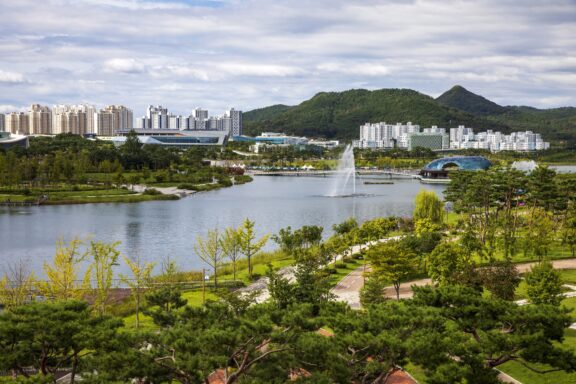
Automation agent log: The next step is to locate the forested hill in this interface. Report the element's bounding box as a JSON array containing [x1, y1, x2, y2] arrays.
[[243, 104, 293, 122], [243, 88, 506, 140], [436, 85, 508, 116], [243, 86, 576, 145], [436, 85, 576, 145]]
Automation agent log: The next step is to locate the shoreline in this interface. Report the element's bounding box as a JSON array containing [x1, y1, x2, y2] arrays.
[[0, 177, 253, 206]]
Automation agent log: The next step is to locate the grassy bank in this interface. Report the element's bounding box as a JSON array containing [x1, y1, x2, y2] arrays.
[[0, 186, 180, 205], [0, 174, 253, 205]]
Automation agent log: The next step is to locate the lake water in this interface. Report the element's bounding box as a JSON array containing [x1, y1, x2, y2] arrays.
[[0, 176, 445, 276]]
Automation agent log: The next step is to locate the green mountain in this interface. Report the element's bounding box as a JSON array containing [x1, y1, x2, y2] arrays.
[[243, 86, 576, 145], [436, 85, 508, 116], [244, 88, 506, 140], [243, 104, 293, 122]]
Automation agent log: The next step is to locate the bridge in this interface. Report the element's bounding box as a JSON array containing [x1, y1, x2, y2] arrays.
[[248, 169, 421, 179]]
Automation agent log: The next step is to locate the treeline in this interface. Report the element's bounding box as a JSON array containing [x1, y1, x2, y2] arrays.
[[0, 132, 239, 189]]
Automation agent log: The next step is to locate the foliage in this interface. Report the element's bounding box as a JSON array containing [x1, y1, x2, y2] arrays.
[[427, 242, 472, 286], [272, 225, 323, 257], [525, 261, 564, 306], [356, 217, 398, 243], [366, 240, 418, 300], [413, 190, 445, 225], [411, 284, 576, 382], [0, 300, 123, 382], [0, 261, 35, 309], [238, 218, 269, 279], [436, 85, 509, 116], [220, 227, 243, 281], [194, 229, 224, 288], [332, 217, 358, 236], [38, 238, 86, 301], [83, 240, 121, 315], [359, 274, 387, 307], [119, 255, 155, 329], [480, 260, 521, 300], [144, 286, 188, 328]]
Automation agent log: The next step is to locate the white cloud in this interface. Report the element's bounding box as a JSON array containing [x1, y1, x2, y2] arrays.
[[0, 70, 25, 83], [0, 105, 26, 113], [317, 63, 390, 76], [0, 0, 575, 111], [103, 58, 146, 74]]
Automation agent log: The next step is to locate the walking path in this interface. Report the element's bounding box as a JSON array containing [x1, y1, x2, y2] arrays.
[[238, 236, 403, 304], [331, 258, 576, 308]]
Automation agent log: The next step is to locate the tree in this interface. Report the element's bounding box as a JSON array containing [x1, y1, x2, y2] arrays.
[[527, 166, 561, 211], [413, 190, 444, 225], [0, 300, 123, 383], [480, 260, 520, 301], [120, 130, 147, 170], [563, 202, 576, 257], [119, 255, 155, 329], [83, 241, 121, 316], [220, 227, 242, 281], [332, 217, 358, 236], [359, 274, 387, 307], [238, 219, 269, 279], [367, 240, 418, 300], [0, 260, 35, 309], [426, 242, 472, 286], [194, 229, 224, 289], [524, 207, 555, 259], [357, 217, 398, 244], [144, 285, 188, 328], [525, 261, 564, 306], [38, 238, 86, 301], [411, 285, 576, 383]]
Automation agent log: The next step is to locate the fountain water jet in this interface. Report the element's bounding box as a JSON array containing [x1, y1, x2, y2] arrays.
[[327, 144, 357, 197]]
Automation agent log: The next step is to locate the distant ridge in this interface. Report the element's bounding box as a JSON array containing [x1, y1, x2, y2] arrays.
[[243, 86, 576, 145], [243, 104, 292, 122], [243, 88, 505, 140], [436, 85, 508, 116]]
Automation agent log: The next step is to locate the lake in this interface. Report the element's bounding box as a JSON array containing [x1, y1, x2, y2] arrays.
[[0, 176, 445, 276]]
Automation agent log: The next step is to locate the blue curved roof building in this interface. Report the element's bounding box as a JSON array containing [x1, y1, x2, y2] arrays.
[[420, 156, 491, 182]]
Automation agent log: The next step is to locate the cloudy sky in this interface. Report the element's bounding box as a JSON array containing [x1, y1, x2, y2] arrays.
[[0, 0, 575, 116]]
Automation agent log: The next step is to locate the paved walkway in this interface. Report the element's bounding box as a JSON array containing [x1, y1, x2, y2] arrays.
[[331, 258, 576, 308], [238, 236, 403, 304]]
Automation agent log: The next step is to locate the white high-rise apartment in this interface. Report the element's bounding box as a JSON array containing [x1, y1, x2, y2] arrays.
[[29, 104, 52, 134], [355, 122, 420, 148], [5, 112, 30, 135], [97, 105, 133, 136], [147, 105, 168, 129], [52, 104, 96, 135], [191, 108, 208, 120], [225, 108, 242, 136], [0, 114, 5, 131]]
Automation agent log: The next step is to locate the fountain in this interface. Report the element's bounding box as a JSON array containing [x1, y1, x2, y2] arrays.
[[327, 144, 357, 197]]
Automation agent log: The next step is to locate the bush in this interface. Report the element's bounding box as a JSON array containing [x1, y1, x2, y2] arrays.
[[143, 188, 162, 195]]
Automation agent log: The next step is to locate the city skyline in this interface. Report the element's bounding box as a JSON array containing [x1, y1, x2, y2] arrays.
[[0, 0, 575, 115]]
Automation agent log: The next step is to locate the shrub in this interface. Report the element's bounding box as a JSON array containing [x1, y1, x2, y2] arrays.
[[143, 188, 162, 196]]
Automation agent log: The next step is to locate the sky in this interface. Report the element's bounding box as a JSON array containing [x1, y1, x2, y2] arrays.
[[0, 0, 575, 116]]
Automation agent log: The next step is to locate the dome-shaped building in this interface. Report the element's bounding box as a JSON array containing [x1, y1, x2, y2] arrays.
[[420, 156, 491, 183]]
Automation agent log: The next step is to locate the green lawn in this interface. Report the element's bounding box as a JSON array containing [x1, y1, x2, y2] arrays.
[[327, 258, 365, 286]]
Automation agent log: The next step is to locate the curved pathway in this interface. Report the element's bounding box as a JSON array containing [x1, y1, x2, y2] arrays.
[[331, 258, 576, 308]]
